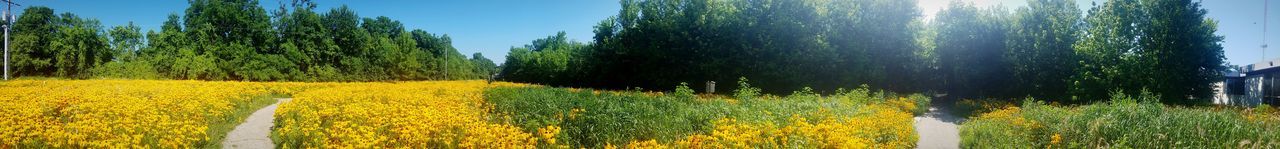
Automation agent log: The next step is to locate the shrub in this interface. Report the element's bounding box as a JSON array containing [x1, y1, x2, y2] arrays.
[[88, 60, 163, 79], [953, 98, 1019, 118], [733, 77, 761, 100]]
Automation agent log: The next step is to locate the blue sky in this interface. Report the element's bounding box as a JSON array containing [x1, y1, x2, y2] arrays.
[[11, 0, 1276, 65], [15, 0, 619, 64]]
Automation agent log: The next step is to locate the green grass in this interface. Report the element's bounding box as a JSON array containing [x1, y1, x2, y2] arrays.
[[959, 93, 1280, 148], [482, 85, 929, 148], [200, 94, 286, 149]]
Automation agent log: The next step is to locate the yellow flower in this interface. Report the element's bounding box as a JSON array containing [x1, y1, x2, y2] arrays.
[[539, 125, 562, 145], [1050, 133, 1062, 145]]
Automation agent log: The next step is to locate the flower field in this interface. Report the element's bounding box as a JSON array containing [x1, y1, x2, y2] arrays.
[[484, 85, 928, 148], [0, 80, 293, 148], [1, 79, 929, 148], [271, 81, 540, 148]]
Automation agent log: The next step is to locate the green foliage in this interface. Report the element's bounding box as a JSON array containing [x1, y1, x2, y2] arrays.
[[108, 22, 144, 61], [6, 0, 1231, 106], [1006, 0, 1081, 101], [960, 92, 1280, 148], [88, 60, 162, 79], [733, 77, 761, 100], [469, 53, 499, 78], [10, 7, 113, 78], [1071, 0, 1225, 104], [934, 2, 1014, 98], [502, 0, 929, 94], [484, 87, 725, 147], [483, 85, 930, 148], [499, 32, 590, 85], [9, 1, 492, 81], [673, 82, 695, 100], [952, 98, 1020, 118]]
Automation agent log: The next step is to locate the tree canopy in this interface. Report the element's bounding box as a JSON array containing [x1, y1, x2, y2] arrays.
[[499, 0, 1227, 104], [8, 0, 495, 81], [4, 0, 1228, 104]]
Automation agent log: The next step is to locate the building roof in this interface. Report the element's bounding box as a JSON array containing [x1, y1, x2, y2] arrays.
[[1246, 58, 1280, 75]]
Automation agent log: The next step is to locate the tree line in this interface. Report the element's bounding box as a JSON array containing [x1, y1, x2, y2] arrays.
[[499, 0, 1225, 105], [7, 0, 497, 81]]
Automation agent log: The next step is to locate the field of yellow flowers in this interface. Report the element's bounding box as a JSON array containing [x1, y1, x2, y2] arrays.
[[484, 82, 927, 148], [271, 81, 541, 148], [1, 79, 928, 148], [0, 80, 297, 148]]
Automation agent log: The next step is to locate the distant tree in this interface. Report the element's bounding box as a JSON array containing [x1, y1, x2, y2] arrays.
[[1006, 0, 1082, 101], [10, 6, 58, 77], [934, 2, 1013, 98], [49, 13, 111, 77], [470, 53, 498, 78], [500, 32, 587, 84], [10, 7, 113, 78], [108, 22, 144, 61], [1136, 0, 1224, 104], [1072, 0, 1144, 102], [1072, 0, 1224, 104]]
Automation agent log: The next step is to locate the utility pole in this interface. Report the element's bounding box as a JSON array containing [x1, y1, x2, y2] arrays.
[[444, 54, 448, 80], [2, 0, 18, 81], [1265, 0, 1270, 62]]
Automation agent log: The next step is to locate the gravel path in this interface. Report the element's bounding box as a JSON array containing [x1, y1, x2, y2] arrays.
[[915, 105, 963, 149], [222, 98, 290, 149]]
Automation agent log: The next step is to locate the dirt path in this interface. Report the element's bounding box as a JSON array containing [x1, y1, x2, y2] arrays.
[[222, 98, 290, 149], [914, 105, 963, 149]]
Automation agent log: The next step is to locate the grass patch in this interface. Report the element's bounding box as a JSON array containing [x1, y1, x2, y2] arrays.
[[483, 84, 928, 148], [951, 98, 1020, 118], [201, 94, 286, 148], [960, 93, 1280, 148]]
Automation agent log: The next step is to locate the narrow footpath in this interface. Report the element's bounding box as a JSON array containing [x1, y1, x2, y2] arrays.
[[222, 98, 291, 149], [914, 103, 963, 149]]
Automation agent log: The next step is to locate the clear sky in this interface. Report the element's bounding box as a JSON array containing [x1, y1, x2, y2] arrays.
[[12, 0, 620, 64], [8, 0, 1275, 65]]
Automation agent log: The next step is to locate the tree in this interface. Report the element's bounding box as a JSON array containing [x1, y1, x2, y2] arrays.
[[1072, 0, 1144, 102], [470, 53, 498, 78], [183, 0, 287, 80], [10, 6, 57, 77], [1136, 0, 1224, 104], [50, 13, 111, 77], [1006, 0, 1082, 101], [934, 2, 1013, 98], [108, 22, 144, 61], [500, 32, 587, 84], [1072, 0, 1224, 104]]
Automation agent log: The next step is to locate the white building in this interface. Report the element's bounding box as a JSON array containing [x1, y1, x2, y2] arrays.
[[1215, 59, 1280, 106]]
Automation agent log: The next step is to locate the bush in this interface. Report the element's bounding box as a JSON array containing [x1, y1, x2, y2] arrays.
[[733, 77, 762, 100], [88, 60, 162, 79], [952, 98, 1019, 118]]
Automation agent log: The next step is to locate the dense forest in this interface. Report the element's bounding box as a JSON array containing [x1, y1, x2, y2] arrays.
[[6, 0, 497, 82], [2, 0, 1225, 104], [499, 0, 1224, 105]]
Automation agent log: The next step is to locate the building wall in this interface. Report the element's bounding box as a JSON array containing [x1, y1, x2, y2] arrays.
[[1221, 75, 1265, 106]]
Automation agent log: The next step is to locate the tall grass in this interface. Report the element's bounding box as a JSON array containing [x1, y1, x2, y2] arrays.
[[960, 92, 1280, 148], [483, 84, 929, 148]]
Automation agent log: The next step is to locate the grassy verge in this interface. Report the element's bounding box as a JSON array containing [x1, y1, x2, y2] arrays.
[[951, 98, 1020, 118], [959, 93, 1280, 148], [201, 94, 287, 148], [483, 84, 929, 148]]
